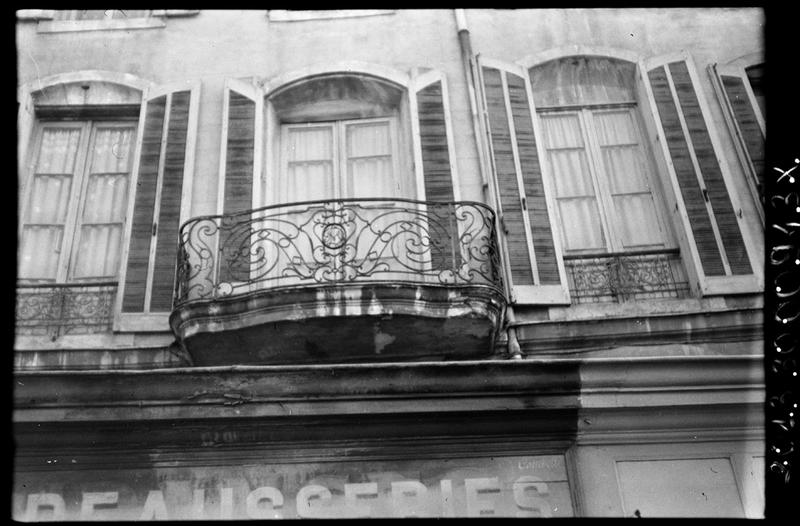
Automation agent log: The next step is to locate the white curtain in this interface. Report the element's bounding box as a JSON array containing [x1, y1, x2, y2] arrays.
[[541, 113, 605, 252], [284, 125, 334, 203], [19, 127, 80, 280], [592, 110, 664, 249], [345, 121, 396, 198], [72, 126, 134, 279]]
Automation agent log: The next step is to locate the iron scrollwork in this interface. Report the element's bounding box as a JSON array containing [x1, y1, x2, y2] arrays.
[[174, 198, 503, 306], [16, 284, 116, 339], [565, 251, 690, 304]]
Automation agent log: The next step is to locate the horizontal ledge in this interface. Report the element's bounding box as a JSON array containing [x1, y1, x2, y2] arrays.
[[13, 353, 762, 376]]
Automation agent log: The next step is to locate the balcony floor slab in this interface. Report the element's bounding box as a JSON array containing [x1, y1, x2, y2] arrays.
[[170, 282, 506, 365]]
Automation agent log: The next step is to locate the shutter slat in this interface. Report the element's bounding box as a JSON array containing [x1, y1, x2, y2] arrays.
[[721, 74, 765, 200], [647, 65, 726, 277], [220, 91, 256, 284], [150, 90, 191, 311], [416, 79, 457, 270], [122, 95, 166, 312], [483, 67, 535, 286], [507, 72, 561, 285], [668, 62, 752, 275]]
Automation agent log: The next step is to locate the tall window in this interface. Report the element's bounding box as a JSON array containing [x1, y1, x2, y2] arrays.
[[531, 56, 688, 303], [532, 57, 673, 256], [19, 120, 136, 282]]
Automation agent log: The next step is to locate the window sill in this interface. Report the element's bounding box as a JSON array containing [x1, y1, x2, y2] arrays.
[[268, 10, 394, 22], [37, 17, 166, 34]]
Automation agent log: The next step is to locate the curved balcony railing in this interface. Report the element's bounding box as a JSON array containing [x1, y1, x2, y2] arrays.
[[174, 198, 503, 307]]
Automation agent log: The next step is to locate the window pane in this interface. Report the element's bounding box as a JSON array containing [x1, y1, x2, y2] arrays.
[[35, 127, 81, 174], [346, 121, 395, 198], [287, 162, 334, 202], [612, 194, 663, 248], [346, 122, 390, 157], [72, 174, 129, 279], [592, 110, 665, 248], [541, 114, 595, 197], [558, 198, 605, 251], [287, 126, 333, 162], [26, 175, 72, 224], [73, 225, 123, 278], [285, 127, 335, 202], [91, 127, 135, 174], [81, 174, 129, 223], [71, 125, 135, 280], [593, 111, 649, 194], [530, 57, 637, 107], [19, 226, 63, 280]]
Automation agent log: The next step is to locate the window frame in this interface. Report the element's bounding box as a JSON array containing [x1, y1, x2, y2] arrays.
[[19, 117, 138, 284], [537, 103, 677, 257], [277, 116, 401, 204]]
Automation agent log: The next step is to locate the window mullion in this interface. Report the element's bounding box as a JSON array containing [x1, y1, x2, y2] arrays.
[[579, 110, 617, 253], [57, 121, 93, 283], [335, 121, 344, 199], [67, 121, 105, 282]]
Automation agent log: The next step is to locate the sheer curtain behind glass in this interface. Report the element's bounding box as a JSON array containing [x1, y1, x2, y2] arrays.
[[20, 126, 80, 280], [72, 125, 135, 278], [20, 121, 135, 283], [540, 113, 605, 252], [533, 56, 668, 254], [592, 110, 665, 249]]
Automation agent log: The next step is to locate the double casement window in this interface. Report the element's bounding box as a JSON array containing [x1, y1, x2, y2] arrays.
[[18, 78, 201, 333], [20, 119, 136, 282], [479, 52, 762, 304], [279, 117, 403, 204], [539, 107, 672, 255]]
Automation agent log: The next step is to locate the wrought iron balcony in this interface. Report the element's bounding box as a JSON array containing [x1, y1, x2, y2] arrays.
[[170, 198, 506, 365]]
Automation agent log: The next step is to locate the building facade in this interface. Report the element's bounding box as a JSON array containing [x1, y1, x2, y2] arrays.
[[14, 9, 765, 519]]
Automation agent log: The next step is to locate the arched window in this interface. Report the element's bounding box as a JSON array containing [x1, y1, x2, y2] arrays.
[[19, 82, 142, 283], [268, 74, 413, 205], [530, 56, 676, 256]]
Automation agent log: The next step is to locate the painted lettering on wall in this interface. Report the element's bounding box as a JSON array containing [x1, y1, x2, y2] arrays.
[[13, 455, 574, 519]]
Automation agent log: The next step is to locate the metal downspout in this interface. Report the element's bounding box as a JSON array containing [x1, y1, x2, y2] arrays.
[[453, 9, 521, 359]]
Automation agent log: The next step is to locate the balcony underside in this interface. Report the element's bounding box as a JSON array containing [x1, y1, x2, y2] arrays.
[[170, 282, 506, 366]]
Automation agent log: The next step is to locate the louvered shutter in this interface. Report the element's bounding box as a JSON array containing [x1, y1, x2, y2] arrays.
[[410, 70, 460, 270], [478, 58, 569, 305], [709, 62, 765, 222], [641, 53, 761, 295], [115, 81, 200, 331], [218, 79, 263, 284]]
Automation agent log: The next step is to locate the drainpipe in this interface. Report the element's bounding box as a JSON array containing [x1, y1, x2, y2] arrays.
[[454, 9, 521, 360]]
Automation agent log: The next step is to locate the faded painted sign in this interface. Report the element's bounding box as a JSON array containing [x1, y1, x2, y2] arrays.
[[13, 454, 573, 519]]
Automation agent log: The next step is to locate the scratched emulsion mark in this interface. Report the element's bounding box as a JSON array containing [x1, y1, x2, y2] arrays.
[[767, 158, 799, 496]]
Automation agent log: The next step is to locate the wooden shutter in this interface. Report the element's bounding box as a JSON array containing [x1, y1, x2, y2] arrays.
[[709, 62, 765, 222], [217, 78, 263, 283], [477, 57, 569, 305], [409, 70, 460, 270], [115, 81, 200, 331], [640, 53, 761, 295]]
